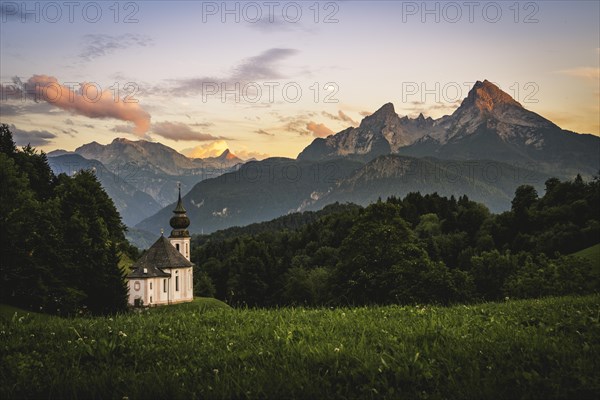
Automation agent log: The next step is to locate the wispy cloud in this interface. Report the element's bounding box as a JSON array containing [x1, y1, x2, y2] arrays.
[[169, 48, 299, 97], [8, 124, 57, 147], [233, 148, 270, 160], [151, 121, 228, 142], [79, 34, 154, 62], [255, 129, 274, 136], [404, 100, 461, 116], [322, 110, 358, 126], [306, 122, 334, 138]]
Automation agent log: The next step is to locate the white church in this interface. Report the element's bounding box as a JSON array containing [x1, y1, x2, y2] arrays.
[[127, 187, 194, 306]]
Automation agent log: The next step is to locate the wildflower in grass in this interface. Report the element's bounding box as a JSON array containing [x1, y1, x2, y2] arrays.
[[119, 331, 127, 337]]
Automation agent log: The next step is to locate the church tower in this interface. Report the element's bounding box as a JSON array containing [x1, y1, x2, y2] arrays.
[[169, 184, 191, 261]]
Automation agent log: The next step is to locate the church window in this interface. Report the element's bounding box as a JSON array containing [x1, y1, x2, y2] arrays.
[[163, 279, 167, 292], [176, 243, 180, 251], [176, 276, 179, 291], [150, 282, 152, 290]]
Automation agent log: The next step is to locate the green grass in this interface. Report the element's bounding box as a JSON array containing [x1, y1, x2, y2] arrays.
[[1, 296, 599, 399]]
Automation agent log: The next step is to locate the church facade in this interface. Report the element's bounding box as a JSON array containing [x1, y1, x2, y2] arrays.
[[127, 187, 194, 306]]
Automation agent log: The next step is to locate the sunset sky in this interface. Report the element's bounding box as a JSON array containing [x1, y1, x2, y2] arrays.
[[1, 1, 598, 159]]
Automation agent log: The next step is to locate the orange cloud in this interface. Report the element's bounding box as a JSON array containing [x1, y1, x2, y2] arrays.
[[233, 149, 270, 161], [181, 140, 230, 158], [306, 122, 334, 138], [21, 75, 151, 135]]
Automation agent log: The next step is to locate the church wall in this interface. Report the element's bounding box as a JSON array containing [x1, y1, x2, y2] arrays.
[[128, 279, 145, 306]]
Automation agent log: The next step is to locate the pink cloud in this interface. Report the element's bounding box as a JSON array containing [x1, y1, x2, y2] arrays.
[[21, 75, 151, 135]]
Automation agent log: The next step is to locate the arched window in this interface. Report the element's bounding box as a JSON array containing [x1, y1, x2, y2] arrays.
[[176, 243, 180, 251]]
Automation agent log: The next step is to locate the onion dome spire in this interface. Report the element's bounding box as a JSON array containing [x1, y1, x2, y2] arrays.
[[169, 183, 190, 237]]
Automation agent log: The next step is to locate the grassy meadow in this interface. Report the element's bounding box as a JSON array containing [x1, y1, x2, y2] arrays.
[[1, 296, 599, 399]]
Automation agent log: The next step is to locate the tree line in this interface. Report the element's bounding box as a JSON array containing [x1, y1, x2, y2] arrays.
[[0, 124, 134, 315], [192, 174, 600, 306]]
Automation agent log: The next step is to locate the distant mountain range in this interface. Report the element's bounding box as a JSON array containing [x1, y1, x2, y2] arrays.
[[299, 80, 600, 178], [136, 80, 598, 239], [135, 157, 365, 235], [47, 80, 600, 247], [47, 138, 245, 228]]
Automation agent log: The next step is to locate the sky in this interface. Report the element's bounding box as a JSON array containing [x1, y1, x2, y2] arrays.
[[1, 0, 599, 159]]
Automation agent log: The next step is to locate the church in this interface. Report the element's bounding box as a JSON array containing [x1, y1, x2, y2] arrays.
[[127, 187, 194, 306]]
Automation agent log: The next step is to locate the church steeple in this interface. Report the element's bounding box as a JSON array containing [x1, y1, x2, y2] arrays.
[[169, 184, 190, 238]]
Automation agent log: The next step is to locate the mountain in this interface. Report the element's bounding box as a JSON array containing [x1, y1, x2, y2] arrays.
[[136, 157, 364, 235], [47, 149, 73, 157], [137, 152, 551, 234], [298, 102, 436, 161], [299, 80, 600, 177], [48, 154, 162, 226], [73, 138, 243, 207], [138, 79, 598, 236], [305, 154, 551, 213]]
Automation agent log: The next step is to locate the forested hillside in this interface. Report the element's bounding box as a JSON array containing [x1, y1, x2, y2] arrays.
[[0, 124, 136, 315], [192, 175, 600, 306]]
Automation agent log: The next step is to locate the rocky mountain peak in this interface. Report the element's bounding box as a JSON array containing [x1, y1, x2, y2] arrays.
[[358, 102, 399, 129], [463, 80, 522, 112], [218, 149, 239, 161], [369, 102, 396, 118]]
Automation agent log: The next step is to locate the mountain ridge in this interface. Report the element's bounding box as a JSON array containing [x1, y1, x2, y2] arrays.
[[298, 80, 599, 178]]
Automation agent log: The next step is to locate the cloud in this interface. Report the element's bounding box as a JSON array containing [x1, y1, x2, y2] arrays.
[[0, 103, 22, 116], [11, 75, 152, 135], [231, 48, 298, 81], [181, 140, 229, 158], [170, 48, 299, 97], [255, 129, 274, 136], [8, 124, 57, 147], [246, 15, 310, 33], [306, 122, 334, 138], [233, 149, 270, 160], [64, 118, 74, 125], [284, 118, 309, 135], [322, 110, 358, 126], [359, 111, 372, 117], [557, 67, 600, 81], [112, 124, 135, 134], [190, 122, 214, 128], [79, 34, 154, 62], [151, 121, 227, 142], [404, 100, 461, 116]]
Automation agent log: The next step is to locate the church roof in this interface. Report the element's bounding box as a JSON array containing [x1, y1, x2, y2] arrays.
[[127, 236, 193, 279]]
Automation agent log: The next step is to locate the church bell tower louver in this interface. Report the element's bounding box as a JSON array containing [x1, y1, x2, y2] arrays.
[[168, 184, 191, 261]]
